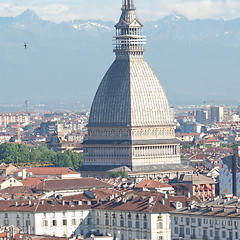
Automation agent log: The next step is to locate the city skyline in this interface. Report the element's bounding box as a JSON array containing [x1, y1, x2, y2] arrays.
[[1, 0, 240, 22]]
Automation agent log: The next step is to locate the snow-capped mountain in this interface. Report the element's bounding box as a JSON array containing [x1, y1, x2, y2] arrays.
[[70, 19, 114, 32], [1, 10, 240, 106]]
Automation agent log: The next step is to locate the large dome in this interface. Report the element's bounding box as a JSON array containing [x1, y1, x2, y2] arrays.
[[88, 57, 173, 127]]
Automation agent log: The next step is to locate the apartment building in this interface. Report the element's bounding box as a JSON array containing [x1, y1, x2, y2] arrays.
[[171, 196, 240, 240]]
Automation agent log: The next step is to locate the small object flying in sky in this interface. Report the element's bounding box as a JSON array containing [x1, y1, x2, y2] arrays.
[[24, 43, 27, 49]]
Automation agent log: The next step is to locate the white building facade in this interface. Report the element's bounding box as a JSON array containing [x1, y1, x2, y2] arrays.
[[171, 196, 240, 240]]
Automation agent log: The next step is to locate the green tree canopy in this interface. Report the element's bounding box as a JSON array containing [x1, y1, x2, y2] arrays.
[[0, 143, 82, 170]]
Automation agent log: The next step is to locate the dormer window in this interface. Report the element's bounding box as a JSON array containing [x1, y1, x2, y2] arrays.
[[176, 202, 182, 209]]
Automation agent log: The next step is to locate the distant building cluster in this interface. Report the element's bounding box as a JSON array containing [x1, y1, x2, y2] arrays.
[[0, 111, 88, 151]]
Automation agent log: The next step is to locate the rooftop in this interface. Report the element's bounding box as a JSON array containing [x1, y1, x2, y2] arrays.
[[173, 196, 240, 218], [33, 178, 113, 192], [95, 191, 200, 213]]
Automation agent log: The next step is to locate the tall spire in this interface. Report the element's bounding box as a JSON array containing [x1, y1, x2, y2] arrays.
[[114, 0, 146, 58], [122, 0, 135, 10]]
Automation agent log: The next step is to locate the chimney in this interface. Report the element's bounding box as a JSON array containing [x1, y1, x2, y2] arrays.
[[165, 193, 168, 199], [61, 200, 65, 206], [188, 192, 191, 199], [15, 202, 18, 206], [78, 201, 82, 206], [22, 168, 27, 180], [28, 200, 31, 205]]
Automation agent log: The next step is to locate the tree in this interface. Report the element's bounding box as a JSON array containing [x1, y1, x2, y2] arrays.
[[109, 170, 129, 178], [0, 143, 83, 170]]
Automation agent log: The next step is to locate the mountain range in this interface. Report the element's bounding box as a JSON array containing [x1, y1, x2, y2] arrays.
[[1, 9, 240, 107]]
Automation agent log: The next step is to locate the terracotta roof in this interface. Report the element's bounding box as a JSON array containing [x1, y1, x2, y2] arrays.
[[14, 233, 69, 239], [21, 177, 43, 187], [0, 185, 34, 194], [33, 178, 113, 192], [0, 177, 7, 184], [204, 137, 220, 143], [0, 164, 14, 170], [189, 154, 207, 160], [95, 191, 200, 213], [0, 198, 92, 213], [135, 179, 172, 189], [0, 232, 7, 237], [26, 167, 79, 176]]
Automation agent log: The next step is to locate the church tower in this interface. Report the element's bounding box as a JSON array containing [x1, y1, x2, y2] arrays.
[[81, 0, 182, 177]]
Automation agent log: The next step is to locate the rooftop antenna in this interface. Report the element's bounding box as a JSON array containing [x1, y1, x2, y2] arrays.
[[25, 100, 29, 113]]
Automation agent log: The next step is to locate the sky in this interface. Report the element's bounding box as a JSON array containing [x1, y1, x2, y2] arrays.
[[1, 0, 240, 22]]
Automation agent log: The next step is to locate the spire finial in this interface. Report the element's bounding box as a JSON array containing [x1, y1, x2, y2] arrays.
[[122, 0, 135, 10]]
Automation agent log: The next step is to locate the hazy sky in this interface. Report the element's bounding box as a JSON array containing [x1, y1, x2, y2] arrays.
[[1, 0, 240, 22]]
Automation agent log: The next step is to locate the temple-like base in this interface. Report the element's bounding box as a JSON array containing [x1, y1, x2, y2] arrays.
[[79, 163, 192, 180]]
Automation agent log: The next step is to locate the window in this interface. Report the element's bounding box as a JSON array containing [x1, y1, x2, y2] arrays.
[[180, 227, 184, 237], [236, 232, 238, 239], [157, 219, 163, 229], [186, 217, 190, 225], [17, 219, 20, 227], [203, 229, 207, 237], [222, 231, 226, 238], [234, 221, 238, 228], [186, 228, 190, 235], [215, 230, 219, 237], [105, 219, 109, 226], [143, 222, 147, 229], [112, 219, 116, 226], [192, 228, 196, 236], [174, 227, 178, 234], [63, 220, 67, 226], [72, 219, 76, 226], [63, 212, 66, 217], [26, 220, 30, 227], [174, 216, 178, 224], [52, 220, 57, 226], [120, 220, 124, 227], [203, 219, 208, 224], [43, 220, 48, 227], [210, 230, 213, 237], [228, 220, 232, 226], [177, 202, 182, 209], [4, 213, 8, 218], [198, 218, 202, 226], [191, 218, 196, 223], [128, 221, 132, 228], [198, 229, 202, 236], [210, 219, 214, 226], [181, 217, 183, 222], [3, 219, 9, 226]]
